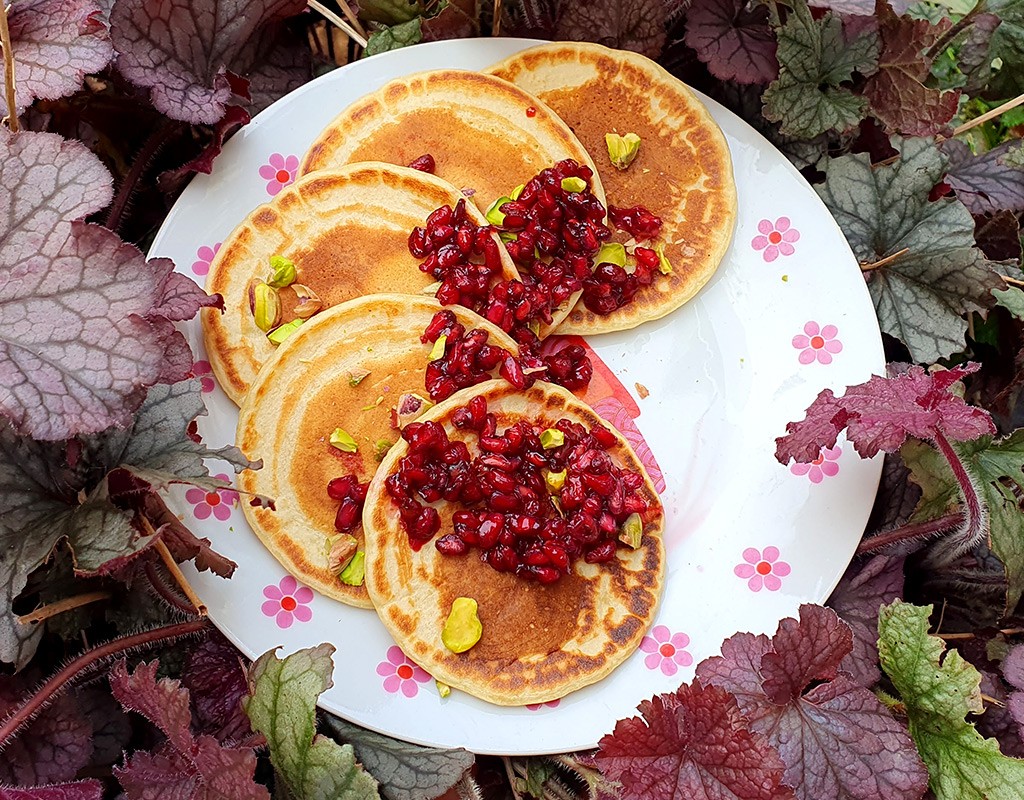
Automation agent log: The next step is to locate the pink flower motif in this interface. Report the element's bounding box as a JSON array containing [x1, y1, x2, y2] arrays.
[[752, 216, 800, 262], [185, 473, 238, 521], [792, 321, 843, 365], [376, 646, 432, 697], [191, 360, 215, 393], [735, 547, 791, 592], [526, 699, 561, 711], [259, 153, 298, 196], [261, 575, 314, 629], [191, 242, 221, 276], [639, 626, 692, 676], [790, 445, 842, 484]]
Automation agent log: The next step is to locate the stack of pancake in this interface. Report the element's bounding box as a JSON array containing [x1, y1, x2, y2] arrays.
[[202, 42, 736, 705]]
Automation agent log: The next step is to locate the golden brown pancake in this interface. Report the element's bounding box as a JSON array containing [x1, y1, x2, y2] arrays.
[[488, 42, 737, 334], [300, 69, 606, 219], [363, 379, 665, 704], [201, 162, 518, 405], [237, 296, 518, 608]]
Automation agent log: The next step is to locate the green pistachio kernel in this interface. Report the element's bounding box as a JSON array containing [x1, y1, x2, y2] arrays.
[[605, 132, 641, 170], [326, 533, 358, 574], [429, 334, 448, 361], [339, 551, 365, 586], [330, 428, 358, 453], [499, 231, 517, 244], [267, 318, 303, 345], [655, 243, 673, 275], [510, 183, 525, 200], [540, 428, 565, 449], [594, 242, 627, 267], [528, 319, 541, 336], [619, 512, 643, 549], [268, 254, 297, 288], [560, 176, 587, 193], [421, 280, 443, 295], [436, 680, 452, 698], [348, 368, 370, 387], [485, 196, 513, 226], [374, 439, 394, 461], [253, 281, 281, 332], [442, 597, 483, 653], [545, 469, 567, 492]]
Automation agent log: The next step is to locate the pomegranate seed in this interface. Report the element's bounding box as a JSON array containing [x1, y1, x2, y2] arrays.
[[408, 153, 436, 173], [529, 565, 561, 584], [585, 540, 618, 563], [436, 533, 467, 555]]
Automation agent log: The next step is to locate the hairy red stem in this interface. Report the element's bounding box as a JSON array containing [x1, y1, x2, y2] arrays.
[[104, 118, 180, 234], [858, 511, 966, 554], [0, 618, 209, 750]]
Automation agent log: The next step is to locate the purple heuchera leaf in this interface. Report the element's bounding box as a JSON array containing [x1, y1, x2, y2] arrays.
[[3, 0, 113, 114], [775, 364, 996, 465], [1004, 644, 1024, 741], [697, 604, 929, 800], [596, 683, 795, 800], [109, 0, 306, 124], [828, 555, 905, 687], [555, 0, 670, 58], [182, 634, 253, 742], [0, 781, 103, 800], [0, 129, 219, 440], [684, 0, 778, 84], [944, 139, 1024, 217], [109, 659, 269, 800], [0, 679, 92, 786]]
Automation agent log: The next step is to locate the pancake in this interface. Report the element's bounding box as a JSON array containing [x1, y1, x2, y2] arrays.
[[488, 42, 737, 334], [237, 296, 519, 608], [363, 379, 665, 704], [201, 162, 518, 405], [300, 69, 606, 219]]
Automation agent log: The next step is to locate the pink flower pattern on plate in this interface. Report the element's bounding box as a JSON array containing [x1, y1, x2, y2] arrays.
[[752, 217, 799, 261], [526, 700, 561, 711], [639, 625, 692, 676], [259, 153, 298, 195], [793, 321, 843, 364], [184, 473, 238, 520], [191, 243, 221, 276], [261, 575, 313, 629], [791, 445, 842, 483], [735, 547, 791, 592], [192, 360, 215, 393], [377, 646, 432, 697]]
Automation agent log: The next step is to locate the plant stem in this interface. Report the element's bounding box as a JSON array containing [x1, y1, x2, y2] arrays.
[[103, 118, 180, 234], [307, 0, 367, 48], [929, 430, 987, 563], [861, 247, 910, 272], [17, 591, 112, 625], [940, 627, 1024, 641], [145, 516, 206, 615], [0, 618, 209, 749], [857, 511, 965, 554], [493, 0, 503, 35], [953, 92, 1024, 137], [0, 0, 18, 132], [144, 559, 199, 615], [924, 5, 980, 63]]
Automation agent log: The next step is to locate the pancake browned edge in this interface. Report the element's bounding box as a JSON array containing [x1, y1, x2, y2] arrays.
[[237, 296, 518, 609], [488, 42, 737, 334], [300, 69, 606, 218], [363, 379, 665, 704], [201, 162, 519, 406]]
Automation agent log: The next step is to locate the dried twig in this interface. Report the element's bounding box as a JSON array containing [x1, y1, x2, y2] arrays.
[[953, 92, 1024, 137], [0, 2, 18, 132], [493, 0, 503, 35], [860, 247, 910, 272], [140, 515, 207, 616], [308, 0, 367, 49], [18, 591, 112, 625], [333, 0, 366, 39]]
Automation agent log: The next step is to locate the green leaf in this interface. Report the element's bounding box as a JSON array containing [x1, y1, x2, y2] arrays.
[[878, 600, 1024, 799], [903, 432, 1024, 612], [762, 1, 879, 137], [365, 18, 422, 57], [994, 286, 1024, 319], [1004, 144, 1024, 169], [359, 0, 424, 24], [324, 716, 473, 800], [816, 137, 1005, 362], [245, 645, 381, 800]]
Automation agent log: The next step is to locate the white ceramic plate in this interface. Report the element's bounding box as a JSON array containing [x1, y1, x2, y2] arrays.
[[150, 38, 884, 754]]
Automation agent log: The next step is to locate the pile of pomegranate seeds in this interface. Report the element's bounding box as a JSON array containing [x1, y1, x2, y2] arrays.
[[384, 395, 651, 583], [607, 205, 663, 241], [582, 246, 659, 315], [327, 474, 369, 532], [422, 309, 510, 401]]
